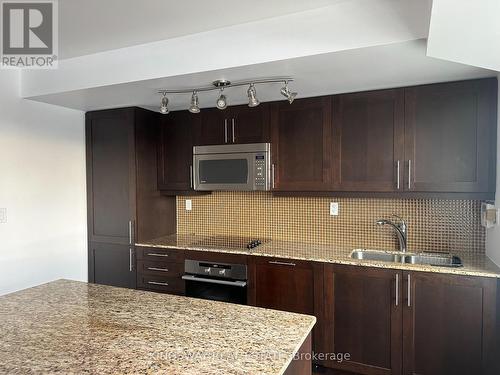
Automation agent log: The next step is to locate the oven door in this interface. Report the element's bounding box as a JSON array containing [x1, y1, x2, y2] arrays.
[[193, 152, 255, 191], [182, 275, 247, 304]]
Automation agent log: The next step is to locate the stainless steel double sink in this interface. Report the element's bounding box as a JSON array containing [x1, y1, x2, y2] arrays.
[[351, 249, 463, 267]]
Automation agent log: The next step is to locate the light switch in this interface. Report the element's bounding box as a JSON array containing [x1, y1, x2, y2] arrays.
[[0, 208, 6, 223], [185, 200, 192, 211], [330, 202, 339, 216]]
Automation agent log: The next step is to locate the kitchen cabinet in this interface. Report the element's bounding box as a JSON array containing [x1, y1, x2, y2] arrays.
[[86, 107, 176, 287], [404, 78, 497, 196], [157, 110, 198, 193], [271, 96, 334, 191], [194, 104, 270, 145], [136, 246, 185, 295], [320, 264, 498, 375], [88, 242, 136, 289], [321, 264, 402, 374], [403, 271, 497, 375], [333, 89, 405, 192]]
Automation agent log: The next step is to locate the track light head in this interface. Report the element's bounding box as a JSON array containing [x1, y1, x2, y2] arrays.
[[160, 94, 169, 114], [189, 91, 200, 114], [280, 82, 297, 104], [247, 84, 260, 107], [216, 89, 227, 110]]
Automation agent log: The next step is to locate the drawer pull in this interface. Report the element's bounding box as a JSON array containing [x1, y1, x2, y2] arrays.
[[147, 267, 169, 272], [268, 261, 296, 267], [147, 253, 169, 257], [147, 281, 169, 287]]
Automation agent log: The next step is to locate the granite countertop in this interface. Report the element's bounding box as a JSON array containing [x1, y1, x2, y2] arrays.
[[0, 280, 315, 375], [137, 234, 500, 278]]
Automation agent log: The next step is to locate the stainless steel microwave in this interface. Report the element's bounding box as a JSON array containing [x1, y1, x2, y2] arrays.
[[193, 143, 271, 191]]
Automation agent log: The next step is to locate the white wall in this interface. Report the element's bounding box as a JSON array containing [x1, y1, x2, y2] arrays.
[[0, 71, 87, 296], [486, 75, 500, 266]]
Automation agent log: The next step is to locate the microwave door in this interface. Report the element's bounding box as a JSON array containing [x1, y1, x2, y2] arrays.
[[194, 153, 255, 191]]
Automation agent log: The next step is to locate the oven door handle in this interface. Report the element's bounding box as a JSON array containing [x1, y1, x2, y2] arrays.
[[182, 275, 247, 287]]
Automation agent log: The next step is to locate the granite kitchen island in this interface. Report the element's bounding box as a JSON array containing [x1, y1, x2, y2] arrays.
[[0, 280, 315, 374]]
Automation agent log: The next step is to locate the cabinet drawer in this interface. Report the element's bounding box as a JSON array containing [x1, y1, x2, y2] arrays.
[[137, 247, 184, 263], [137, 260, 183, 277], [137, 274, 185, 295]]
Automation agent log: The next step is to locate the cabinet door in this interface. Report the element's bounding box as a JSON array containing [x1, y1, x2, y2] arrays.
[[404, 78, 497, 194], [322, 264, 402, 374], [252, 258, 315, 314], [88, 242, 136, 289], [194, 108, 227, 145], [158, 111, 196, 191], [403, 272, 497, 375], [334, 89, 405, 191], [230, 103, 270, 144], [271, 97, 333, 191], [86, 109, 135, 244]]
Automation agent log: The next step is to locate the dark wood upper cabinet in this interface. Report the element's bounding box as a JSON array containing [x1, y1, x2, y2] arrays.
[[404, 78, 497, 195], [403, 271, 497, 375], [194, 105, 270, 145], [333, 89, 405, 192], [86, 109, 135, 245], [271, 97, 334, 191], [231, 103, 270, 144], [158, 110, 197, 192], [321, 264, 402, 375]]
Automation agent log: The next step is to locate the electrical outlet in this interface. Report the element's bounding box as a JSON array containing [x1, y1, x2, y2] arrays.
[[0, 208, 6, 223], [330, 202, 339, 216], [185, 200, 192, 211]]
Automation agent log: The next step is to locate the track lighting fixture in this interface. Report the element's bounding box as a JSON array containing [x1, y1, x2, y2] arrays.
[[160, 94, 169, 114], [247, 84, 260, 107], [189, 91, 200, 114], [280, 81, 297, 104], [216, 89, 228, 110], [157, 77, 296, 114]]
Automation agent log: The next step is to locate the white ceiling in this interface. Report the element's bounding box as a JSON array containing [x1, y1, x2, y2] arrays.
[[31, 40, 495, 112], [58, 0, 336, 59]]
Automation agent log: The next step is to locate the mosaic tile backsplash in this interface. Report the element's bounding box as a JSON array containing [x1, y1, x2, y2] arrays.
[[177, 192, 485, 254]]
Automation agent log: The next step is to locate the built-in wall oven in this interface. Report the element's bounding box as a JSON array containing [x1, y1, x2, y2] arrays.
[[193, 143, 271, 191], [182, 259, 247, 304]]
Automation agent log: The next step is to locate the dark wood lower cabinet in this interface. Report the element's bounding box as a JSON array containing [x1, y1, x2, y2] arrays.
[[321, 264, 401, 375], [320, 265, 498, 375], [403, 271, 497, 375], [88, 242, 136, 289]]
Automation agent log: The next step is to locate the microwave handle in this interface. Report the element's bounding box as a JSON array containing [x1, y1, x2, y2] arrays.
[[190, 165, 193, 189], [224, 119, 228, 143]]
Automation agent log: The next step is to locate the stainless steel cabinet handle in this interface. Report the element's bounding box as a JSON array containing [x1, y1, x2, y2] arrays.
[[407, 274, 411, 307], [396, 160, 400, 190], [232, 118, 235, 143], [147, 253, 169, 257], [128, 220, 133, 245], [224, 119, 228, 143], [147, 267, 169, 272], [271, 163, 275, 189], [182, 275, 247, 287], [189, 165, 193, 189], [395, 273, 399, 306], [268, 261, 296, 267], [129, 248, 134, 272], [148, 281, 169, 286], [408, 160, 412, 190]]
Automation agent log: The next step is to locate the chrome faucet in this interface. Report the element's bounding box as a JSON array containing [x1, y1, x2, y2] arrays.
[[376, 215, 407, 252]]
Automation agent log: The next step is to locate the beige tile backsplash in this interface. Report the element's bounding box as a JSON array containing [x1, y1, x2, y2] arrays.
[[177, 192, 485, 254]]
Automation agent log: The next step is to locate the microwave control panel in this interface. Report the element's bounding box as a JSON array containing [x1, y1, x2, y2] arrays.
[[254, 154, 268, 190]]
